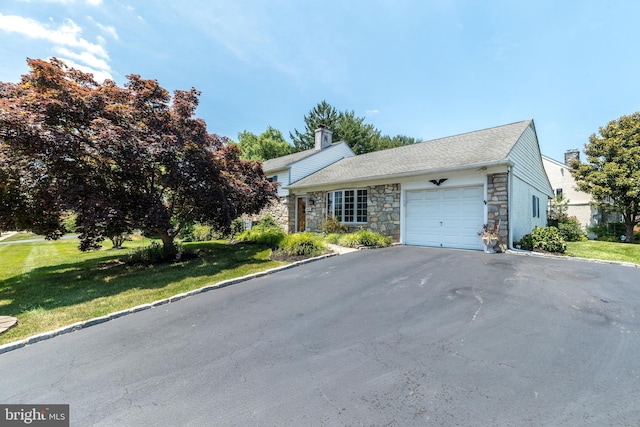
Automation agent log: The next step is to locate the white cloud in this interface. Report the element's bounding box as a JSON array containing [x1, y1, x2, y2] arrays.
[[365, 109, 380, 116], [0, 14, 108, 58], [0, 12, 112, 82], [55, 47, 110, 71], [20, 0, 103, 4], [95, 22, 118, 40], [88, 16, 119, 41], [56, 57, 112, 81]]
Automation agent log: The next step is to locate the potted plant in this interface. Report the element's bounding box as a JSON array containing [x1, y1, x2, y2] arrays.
[[478, 220, 501, 253]]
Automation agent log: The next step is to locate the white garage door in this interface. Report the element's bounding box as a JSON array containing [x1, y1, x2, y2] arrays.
[[405, 186, 484, 250]]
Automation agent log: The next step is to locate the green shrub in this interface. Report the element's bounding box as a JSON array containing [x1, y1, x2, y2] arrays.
[[336, 230, 392, 248], [531, 226, 567, 253], [236, 215, 285, 248], [62, 213, 77, 233], [324, 233, 341, 244], [236, 228, 285, 247], [336, 233, 360, 248], [558, 216, 586, 242], [127, 242, 184, 265], [192, 223, 215, 241], [231, 217, 245, 237], [515, 233, 534, 251], [255, 215, 279, 229], [178, 222, 195, 242], [280, 232, 325, 256], [588, 222, 638, 242], [321, 215, 348, 234]]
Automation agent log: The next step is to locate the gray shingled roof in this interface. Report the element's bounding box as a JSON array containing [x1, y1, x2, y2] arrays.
[[261, 149, 318, 173], [288, 120, 532, 189]]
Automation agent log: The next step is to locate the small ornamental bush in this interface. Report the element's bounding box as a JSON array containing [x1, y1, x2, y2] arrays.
[[321, 215, 348, 234], [530, 226, 567, 253], [127, 242, 185, 264], [230, 217, 245, 237], [62, 213, 78, 233], [192, 223, 215, 242], [280, 232, 325, 256], [324, 233, 341, 244], [178, 222, 196, 242], [587, 222, 637, 242], [515, 233, 534, 251], [235, 215, 286, 248], [558, 217, 586, 242], [337, 230, 392, 248]]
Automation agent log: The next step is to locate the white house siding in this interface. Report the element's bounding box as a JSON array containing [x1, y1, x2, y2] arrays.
[[266, 168, 290, 197], [542, 156, 597, 228], [511, 175, 549, 242], [507, 124, 554, 198], [289, 143, 354, 184]]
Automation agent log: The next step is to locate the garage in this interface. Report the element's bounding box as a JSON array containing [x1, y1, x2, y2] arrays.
[[404, 186, 484, 250]]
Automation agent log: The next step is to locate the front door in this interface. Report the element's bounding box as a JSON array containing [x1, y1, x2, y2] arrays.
[[296, 197, 306, 232]]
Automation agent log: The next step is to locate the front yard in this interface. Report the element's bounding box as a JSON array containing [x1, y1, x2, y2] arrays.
[[0, 237, 287, 345], [565, 240, 640, 265]]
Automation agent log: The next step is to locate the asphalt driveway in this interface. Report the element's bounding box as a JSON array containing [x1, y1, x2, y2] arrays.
[[1, 246, 639, 426]]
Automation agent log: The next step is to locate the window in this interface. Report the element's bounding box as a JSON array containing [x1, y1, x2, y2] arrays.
[[267, 175, 277, 183], [327, 189, 367, 223], [555, 188, 563, 197], [532, 195, 540, 218]]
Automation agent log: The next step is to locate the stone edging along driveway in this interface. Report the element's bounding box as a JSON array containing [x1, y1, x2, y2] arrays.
[[0, 253, 337, 355]]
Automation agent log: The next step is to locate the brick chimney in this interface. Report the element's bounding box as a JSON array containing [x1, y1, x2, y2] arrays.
[[564, 149, 580, 166], [315, 125, 333, 150]]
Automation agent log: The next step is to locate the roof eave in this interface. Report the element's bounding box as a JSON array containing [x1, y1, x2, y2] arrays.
[[286, 159, 514, 190]]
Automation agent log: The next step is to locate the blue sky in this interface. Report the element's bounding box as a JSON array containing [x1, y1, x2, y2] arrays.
[[1, 0, 639, 162]]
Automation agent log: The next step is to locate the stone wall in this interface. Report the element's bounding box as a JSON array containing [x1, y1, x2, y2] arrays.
[[299, 184, 401, 241], [243, 196, 290, 232], [305, 191, 326, 232], [368, 184, 401, 241], [487, 173, 509, 246]]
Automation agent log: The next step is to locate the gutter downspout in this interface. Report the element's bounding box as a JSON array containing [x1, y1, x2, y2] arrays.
[[508, 165, 514, 250]]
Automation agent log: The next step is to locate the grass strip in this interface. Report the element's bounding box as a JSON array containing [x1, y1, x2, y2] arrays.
[[0, 238, 286, 345]]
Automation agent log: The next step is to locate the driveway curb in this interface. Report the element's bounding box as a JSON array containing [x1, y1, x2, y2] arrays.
[[0, 252, 336, 355], [506, 249, 640, 268]]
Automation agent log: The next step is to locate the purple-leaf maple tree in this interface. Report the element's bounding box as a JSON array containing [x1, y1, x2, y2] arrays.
[[0, 58, 276, 255]]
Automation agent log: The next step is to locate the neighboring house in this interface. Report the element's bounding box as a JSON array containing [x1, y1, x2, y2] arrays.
[[542, 151, 619, 230], [542, 151, 598, 229], [260, 120, 553, 251]]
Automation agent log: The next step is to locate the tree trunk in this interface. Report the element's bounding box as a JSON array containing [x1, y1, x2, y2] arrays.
[[624, 213, 636, 243], [157, 229, 177, 257]]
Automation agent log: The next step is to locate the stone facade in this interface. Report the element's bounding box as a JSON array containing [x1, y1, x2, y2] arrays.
[[487, 173, 509, 245], [305, 191, 326, 233], [295, 184, 401, 241], [368, 184, 401, 241], [244, 196, 290, 231]]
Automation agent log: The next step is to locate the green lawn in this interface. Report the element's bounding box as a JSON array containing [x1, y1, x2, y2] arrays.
[[565, 240, 640, 265], [0, 238, 286, 345]]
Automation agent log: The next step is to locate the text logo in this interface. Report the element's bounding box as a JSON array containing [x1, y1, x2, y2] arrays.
[[1, 405, 68, 427]]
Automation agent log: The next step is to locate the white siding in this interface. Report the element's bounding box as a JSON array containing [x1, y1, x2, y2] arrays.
[[289, 143, 354, 184], [267, 168, 290, 196], [542, 156, 597, 229], [511, 175, 549, 241], [507, 124, 554, 197]]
